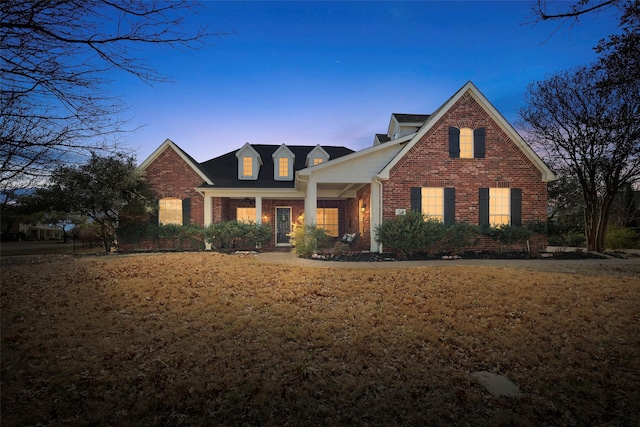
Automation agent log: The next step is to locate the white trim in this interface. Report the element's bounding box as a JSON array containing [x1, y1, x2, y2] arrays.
[[272, 144, 295, 181], [377, 82, 556, 182], [236, 142, 263, 180], [306, 145, 330, 167], [139, 138, 213, 185]]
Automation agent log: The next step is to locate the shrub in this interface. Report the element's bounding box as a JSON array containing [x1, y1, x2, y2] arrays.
[[206, 221, 273, 251], [375, 211, 444, 257], [290, 223, 330, 257], [547, 231, 586, 247], [438, 222, 480, 254], [606, 225, 639, 250], [244, 222, 273, 249], [482, 224, 533, 252]]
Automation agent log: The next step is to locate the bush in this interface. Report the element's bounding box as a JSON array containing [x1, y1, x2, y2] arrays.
[[206, 221, 272, 251], [547, 231, 586, 247], [482, 224, 533, 252], [290, 223, 330, 257], [438, 222, 480, 254], [606, 225, 639, 250], [116, 223, 206, 251], [375, 211, 444, 257]]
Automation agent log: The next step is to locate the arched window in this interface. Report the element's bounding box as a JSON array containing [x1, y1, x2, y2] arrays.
[[460, 127, 473, 159]]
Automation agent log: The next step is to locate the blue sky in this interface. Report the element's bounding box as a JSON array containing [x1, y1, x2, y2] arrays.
[[119, 1, 619, 164]]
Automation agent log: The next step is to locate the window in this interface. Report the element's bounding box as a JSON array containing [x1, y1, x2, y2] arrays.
[[411, 187, 455, 224], [316, 208, 339, 237], [313, 158, 323, 165], [449, 127, 485, 158], [159, 197, 182, 225], [460, 127, 473, 159], [479, 188, 521, 227], [489, 188, 511, 226], [242, 157, 253, 177], [278, 157, 289, 177], [421, 187, 444, 222], [237, 207, 256, 223]]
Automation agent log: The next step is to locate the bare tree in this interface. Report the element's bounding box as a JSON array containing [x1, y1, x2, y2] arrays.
[[520, 66, 640, 252], [1, 0, 222, 187]]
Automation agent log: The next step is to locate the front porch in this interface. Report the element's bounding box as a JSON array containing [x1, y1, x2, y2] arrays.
[[198, 182, 378, 251]]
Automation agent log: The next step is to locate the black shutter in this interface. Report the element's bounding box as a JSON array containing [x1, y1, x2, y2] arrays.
[[444, 188, 455, 225], [511, 188, 522, 227], [410, 187, 422, 212], [149, 199, 159, 225], [449, 127, 460, 158], [479, 188, 489, 227], [474, 128, 485, 158], [182, 198, 191, 226]]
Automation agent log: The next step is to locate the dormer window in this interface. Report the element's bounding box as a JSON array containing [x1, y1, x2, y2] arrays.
[[278, 157, 289, 177], [272, 144, 294, 181], [236, 143, 262, 180], [306, 145, 330, 167], [243, 157, 253, 177]]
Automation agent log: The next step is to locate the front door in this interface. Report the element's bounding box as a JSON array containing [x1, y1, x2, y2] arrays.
[[276, 207, 291, 245]]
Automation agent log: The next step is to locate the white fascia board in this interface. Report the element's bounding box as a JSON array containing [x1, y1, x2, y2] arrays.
[[377, 81, 556, 182], [469, 89, 557, 182], [196, 187, 305, 199], [235, 142, 263, 165], [297, 133, 412, 178], [139, 138, 213, 185], [272, 143, 295, 159]]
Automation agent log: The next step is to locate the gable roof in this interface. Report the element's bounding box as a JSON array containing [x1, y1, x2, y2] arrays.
[[199, 144, 354, 188], [139, 138, 213, 185], [392, 113, 430, 124], [378, 81, 556, 182]]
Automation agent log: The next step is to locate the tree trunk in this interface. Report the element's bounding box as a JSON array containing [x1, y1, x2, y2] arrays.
[[584, 203, 598, 252]]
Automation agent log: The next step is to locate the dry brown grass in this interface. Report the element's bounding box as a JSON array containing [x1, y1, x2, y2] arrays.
[[2, 252, 639, 426]]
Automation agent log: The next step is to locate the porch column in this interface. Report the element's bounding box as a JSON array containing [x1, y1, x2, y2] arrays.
[[370, 180, 382, 252], [255, 196, 262, 224], [203, 193, 213, 250], [304, 178, 317, 225]]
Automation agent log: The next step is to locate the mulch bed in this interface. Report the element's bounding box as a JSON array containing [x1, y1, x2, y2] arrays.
[[312, 250, 612, 262]]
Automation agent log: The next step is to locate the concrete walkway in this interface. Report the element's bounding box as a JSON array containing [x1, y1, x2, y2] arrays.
[[255, 251, 640, 277]]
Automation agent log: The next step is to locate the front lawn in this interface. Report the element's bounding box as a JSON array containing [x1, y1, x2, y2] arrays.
[[2, 253, 638, 426]]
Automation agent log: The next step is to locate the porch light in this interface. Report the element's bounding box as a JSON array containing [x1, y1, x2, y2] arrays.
[[361, 204, 366, 212]]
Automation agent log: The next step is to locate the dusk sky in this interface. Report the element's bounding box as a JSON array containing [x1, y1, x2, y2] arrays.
[[118, 1, 620, 164]]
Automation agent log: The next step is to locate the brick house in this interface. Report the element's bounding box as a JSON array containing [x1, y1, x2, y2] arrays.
[[139, 81, 555, 251]]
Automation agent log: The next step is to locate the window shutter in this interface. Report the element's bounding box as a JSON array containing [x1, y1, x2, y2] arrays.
[[182, 198, 191, 226], [479, 188, 489, 227], [149, 212, 159, 225], [410, 187, 422, 212], [511, 188, 522, 227], [444, 188, 455, 225], [474, 128, 485, 158], [449, 127, 460, 158]]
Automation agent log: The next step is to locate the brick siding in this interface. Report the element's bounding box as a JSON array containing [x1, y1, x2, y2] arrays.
[[142, 147, 205, 226], [384, 92, 549, 251]]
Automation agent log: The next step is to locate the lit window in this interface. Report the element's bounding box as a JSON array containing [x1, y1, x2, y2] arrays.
[[243, 157, 253, 177], [421, 188, 444, 222], [313, 158, 323, 165], [490, 188, 510, 225], [237, 207, 256, 223], [316, 208, 339, 237], [159, 198, 182, 225], [278, 157, 289, 177], [460, 127, 473, 159]]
